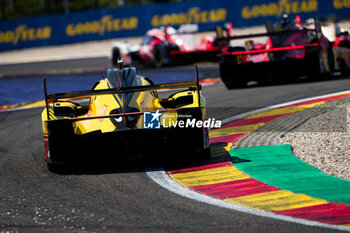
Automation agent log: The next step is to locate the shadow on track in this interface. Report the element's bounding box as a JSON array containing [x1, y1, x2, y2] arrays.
[[47, 141, 235, 176], [49, 147, 215, 176]]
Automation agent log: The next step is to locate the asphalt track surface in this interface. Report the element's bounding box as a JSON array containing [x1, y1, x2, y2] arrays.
[[1, 63, 350, 232], [0, 57, 220, 78], [0, 57, 109, 77]]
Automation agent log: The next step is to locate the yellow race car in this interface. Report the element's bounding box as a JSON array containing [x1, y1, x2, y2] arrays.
[[42, 64, 209, 171]]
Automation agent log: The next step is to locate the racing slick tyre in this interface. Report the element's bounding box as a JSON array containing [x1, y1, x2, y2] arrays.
[[181, 147, 211, 165], [220, 61, 247, 89], [220, 70, 246, 89], [220, 47, 247, 89], [199, 147, 211, 161], [46, 156, 61, 173], [47, 156, 72, 173], [154, 44, 167, 68], [307, 44, 335, 80], [337, 40, 350, 71]]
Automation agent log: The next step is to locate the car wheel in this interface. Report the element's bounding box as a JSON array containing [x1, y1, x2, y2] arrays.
[[200, 147, 211, 161], [220, 62, 246, 89], [320, 43, 335, 79], [220, 47, 247, 89], [222, 76, 246, 89], [189, 147, 211, 163], [307, 45, 334, 80], [338, 40, 350, 69], [46, 154, 67, 173], [46, 156, 59, 172], [154, 45, 166, 68]]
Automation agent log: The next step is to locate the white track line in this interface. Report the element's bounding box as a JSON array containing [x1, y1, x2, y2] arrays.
[[221, 89, 350, 124], [146, 89, 350, 232]]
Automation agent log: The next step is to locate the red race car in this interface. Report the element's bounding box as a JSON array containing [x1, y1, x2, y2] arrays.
[[111, 24, 221, 67], [218, 15, 335, 89], [333, 31, 350, 71]]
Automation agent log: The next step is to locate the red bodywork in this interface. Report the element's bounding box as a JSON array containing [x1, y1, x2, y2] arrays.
[[332, 32, 350, 68], [333, 33, 350, 47], [218, 17, 334, 89], [138, 26, 220, 65], [221, 21, 329, 64]]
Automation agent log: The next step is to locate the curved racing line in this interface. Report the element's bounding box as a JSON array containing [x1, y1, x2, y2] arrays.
[[2, 86, 350, 230], [148, 90, 350, 231]]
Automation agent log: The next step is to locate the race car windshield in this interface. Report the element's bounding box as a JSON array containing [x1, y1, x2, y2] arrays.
[[107, 67, 137, 88], [273, 19, 301, 48], [107, 67, 138, 104], [275, 18, 298, 32]]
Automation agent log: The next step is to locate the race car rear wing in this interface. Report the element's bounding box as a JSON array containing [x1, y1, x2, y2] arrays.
[[44, 65, 202, 122], [228, 43, 319, 56], [217, 28, 317, 42], [215, 17, 323, 56], [216, 17, 322, 41]]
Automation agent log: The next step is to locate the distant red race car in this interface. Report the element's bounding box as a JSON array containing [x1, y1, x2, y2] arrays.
[[333, 31, 350, 70], [111, 24, 221, 67], [218, 15, 335, 89]]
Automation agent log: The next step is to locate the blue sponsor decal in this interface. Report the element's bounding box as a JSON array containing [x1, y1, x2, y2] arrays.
[[143, 110, 161, 129]]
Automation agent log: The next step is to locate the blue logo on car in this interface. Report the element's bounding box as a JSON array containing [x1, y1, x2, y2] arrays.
[[143, 110, 161, 129]]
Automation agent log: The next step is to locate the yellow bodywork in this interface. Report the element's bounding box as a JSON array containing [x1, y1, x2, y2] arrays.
[[42, 75, 205, 137], [73, 77, 154, 134]]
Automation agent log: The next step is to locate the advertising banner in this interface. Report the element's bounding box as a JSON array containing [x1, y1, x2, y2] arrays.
[[0, 0, 348, 51]]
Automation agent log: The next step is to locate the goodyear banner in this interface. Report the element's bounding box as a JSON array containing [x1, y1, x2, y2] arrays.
[[236, 0, 350, 26], [0, 0, 349, 52]]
